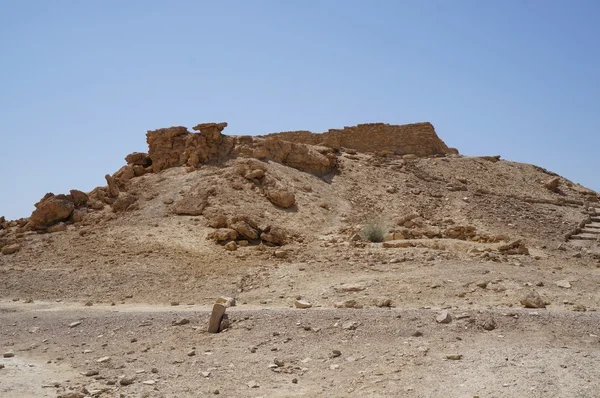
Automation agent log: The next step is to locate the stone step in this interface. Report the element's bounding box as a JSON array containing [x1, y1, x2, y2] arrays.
[[581, 229, 600, 234], [591, 217, 600, 222], [587, 222, 600, 228], [570, 233, 599, 241]]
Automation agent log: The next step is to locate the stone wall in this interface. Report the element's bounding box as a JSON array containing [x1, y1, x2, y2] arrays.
[[263, 122, 458, 156]]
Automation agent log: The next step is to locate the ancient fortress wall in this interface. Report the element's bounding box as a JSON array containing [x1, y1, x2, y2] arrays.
[[264, 122, 457, 156]]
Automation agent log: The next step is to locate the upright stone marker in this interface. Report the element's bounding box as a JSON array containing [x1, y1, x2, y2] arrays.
[[208, 303, 226, 333]]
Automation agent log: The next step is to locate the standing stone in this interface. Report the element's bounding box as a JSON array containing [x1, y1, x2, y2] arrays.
[[105, 174, 120, 198], [208, 304, 227, 333]]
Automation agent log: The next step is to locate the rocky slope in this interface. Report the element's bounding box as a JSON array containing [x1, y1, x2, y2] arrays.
[[1, 120, 598, 302]]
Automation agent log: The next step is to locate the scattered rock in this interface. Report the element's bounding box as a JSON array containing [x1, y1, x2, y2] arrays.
[[265, 188, 296, 208], [172, 318, 190, 326], [476, 281, 489, 289], [261, 226, 286, 245], [187, 350, 196, 357], [545, 177, 560, 191], [436, 310, 452, 324], [335, 283, 366, 292], [294, 300, 313, 309], [480, 317, 497, 331], [231, 221, 259, 240], [3, 351, 15, 358], [173, 186, 213, 216], [58, 393, 85, 398], [2, 244, 20, 255], [374, 298, 393, 308], [96, 356, 111, 363], [247, 380, 260, 388], [498, 240, 529, 255], [224, 241, 238, 251], [446, 354, 463, 360], [245, 169, 265, 180], [555, 280, 571, 289], [520, 291, 547, 308], [120, 376, 136, 386], [210, 228, 238, 242], [334, 299, 363, 309], [274, 250, 288, 259], [82, 370, 99, 377], [69, 321, 82, 328], [48, 222, 67, 233], [342, 321, 360, 330]]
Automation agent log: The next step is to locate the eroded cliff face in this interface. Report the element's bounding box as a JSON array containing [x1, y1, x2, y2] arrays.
[[264, 122, 458, 156]]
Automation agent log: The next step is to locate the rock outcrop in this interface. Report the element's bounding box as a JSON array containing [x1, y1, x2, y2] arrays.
[[145, 122, 337, 176], [146, 123, 235, 172]]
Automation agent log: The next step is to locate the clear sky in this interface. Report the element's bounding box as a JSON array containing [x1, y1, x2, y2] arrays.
[[1, 1, 599, 220]]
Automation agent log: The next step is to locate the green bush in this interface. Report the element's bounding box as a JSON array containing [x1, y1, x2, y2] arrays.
[[360, 221, 386, 243]]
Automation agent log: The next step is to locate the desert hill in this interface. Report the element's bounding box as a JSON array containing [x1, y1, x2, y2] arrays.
[[0, 121, 598, 303], [1, 122, 600, 397]]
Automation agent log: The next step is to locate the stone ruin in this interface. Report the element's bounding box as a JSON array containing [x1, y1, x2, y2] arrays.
[[263, 122, 458, 157]]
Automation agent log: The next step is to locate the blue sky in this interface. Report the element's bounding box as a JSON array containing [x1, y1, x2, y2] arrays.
[[1, 1, 599, 219]]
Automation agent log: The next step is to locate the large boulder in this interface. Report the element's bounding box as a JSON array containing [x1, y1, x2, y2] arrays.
[[231, 221, 259, 240], [111, 193, 137, 212], [173, 186, 214, 216], [69, 189, 89, 206], [209, 228, 238, 242], [1, 244, 20, 255], [113, 165, 135, 183], [544, 177, 560, 192], [125, 152, 152, 167], [265, 188, 296, 208], [261, 226, 287, 245], [29, 194, 74, 229]]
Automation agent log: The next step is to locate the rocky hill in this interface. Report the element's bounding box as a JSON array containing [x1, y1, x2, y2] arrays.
[[1, 120, 598, 302], [2, 121, 600, 397]]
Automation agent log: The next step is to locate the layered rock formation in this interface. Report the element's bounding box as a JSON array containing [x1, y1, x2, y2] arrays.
[[145, 122, 337, 176], [264, 122, 458, 157]]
